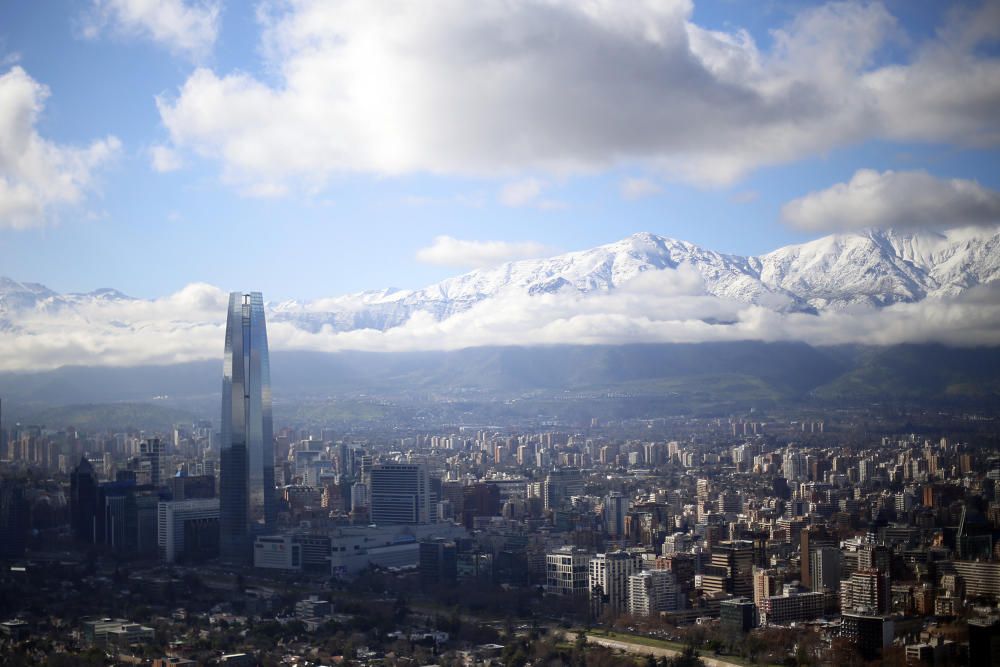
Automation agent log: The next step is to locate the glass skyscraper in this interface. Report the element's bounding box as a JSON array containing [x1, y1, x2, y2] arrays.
[[220, 292, 275, 562]]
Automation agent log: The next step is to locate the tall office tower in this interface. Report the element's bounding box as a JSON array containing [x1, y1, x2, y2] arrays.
[[140, 438, 163, 487], [0, 480, 28, 558], [703, 540, 755, 597], [369, 463, 431, 524], [70, 457, 99, 543], [604, 491, 628, 538], [220, 292, 276, 563]]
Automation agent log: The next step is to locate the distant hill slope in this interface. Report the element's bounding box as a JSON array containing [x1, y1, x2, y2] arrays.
[[812, 344, 1000, 401], [1, 342, 998, 425], [18, 403, 198, 431]]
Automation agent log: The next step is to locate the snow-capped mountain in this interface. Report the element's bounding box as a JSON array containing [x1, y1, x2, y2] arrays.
[[267, 226, 1000, 331], [3, 227, 999, 332]]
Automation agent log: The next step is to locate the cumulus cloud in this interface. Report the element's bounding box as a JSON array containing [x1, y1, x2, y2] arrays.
[[621, 178, 663, 200], [782, 169, 1000, 231], [0, 67, 120, 230], [153, 0, 1000, 192], [415, 236, 552, 269], [84, 0, 220, 60]]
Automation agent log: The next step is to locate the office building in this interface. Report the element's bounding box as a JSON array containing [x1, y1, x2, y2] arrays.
[[220, 292, 276, 563], [720, 597, 758, 634], [840, 610, 893, 661], [759, 589, 826, 626], [702, 541, 754, 597], [0, 480, 28, 558], [140, 438, 163, 488], [83, 618, 154, 648], [605, 491, 627, 538], [968, 616, 1000, 666], [254, 535, 302, 569], [546, 546, 591, 596], [157, 498, 220, 563], [369, 463, 431, 524], [70, 457, 98, 543], [167, 473, 215, 501], [419, 538, 457, 586]]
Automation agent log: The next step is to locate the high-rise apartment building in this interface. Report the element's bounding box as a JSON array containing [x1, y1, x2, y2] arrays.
[[627, 570, 679, 616], [810, 546, 842, 592], [220, 292, 276, 563], [841, 568, 890, 614], [370, 463, 431, 524], [800, 525, 836, 588], [589, 551, 639, 615]]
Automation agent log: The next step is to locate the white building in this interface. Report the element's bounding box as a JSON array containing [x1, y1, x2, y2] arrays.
[[254, 535, 302, 570], [589, 551, 639, 615], [157, 498, 220, 563], [628, 570, 679, 616]]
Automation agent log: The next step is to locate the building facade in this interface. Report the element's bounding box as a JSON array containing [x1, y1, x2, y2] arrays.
[[220, 292, 276, 563], [370, 463, 431, 525], [157, 498, 220, 563]]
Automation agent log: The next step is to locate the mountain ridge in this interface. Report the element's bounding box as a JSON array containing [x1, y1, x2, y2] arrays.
[[7, 226, 996, 331]]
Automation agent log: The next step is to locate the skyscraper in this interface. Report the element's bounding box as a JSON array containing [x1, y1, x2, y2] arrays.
[[220, 292, 275, 563]]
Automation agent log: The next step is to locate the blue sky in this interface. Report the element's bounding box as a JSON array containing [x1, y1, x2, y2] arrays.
[[1, 0, 998, 301]]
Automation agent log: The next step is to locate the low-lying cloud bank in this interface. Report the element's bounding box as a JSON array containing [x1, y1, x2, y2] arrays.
[[2, 267, 999, 372]]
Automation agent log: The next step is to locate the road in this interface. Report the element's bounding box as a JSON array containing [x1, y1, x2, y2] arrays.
[[561, 631, 747, 667]]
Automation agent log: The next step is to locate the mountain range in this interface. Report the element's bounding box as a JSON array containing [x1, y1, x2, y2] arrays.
[[3, 226, 999, 335], [2, 224, 1000, 420]]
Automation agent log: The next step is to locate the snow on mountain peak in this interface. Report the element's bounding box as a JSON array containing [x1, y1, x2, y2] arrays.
[[2, 226, 998, 335]]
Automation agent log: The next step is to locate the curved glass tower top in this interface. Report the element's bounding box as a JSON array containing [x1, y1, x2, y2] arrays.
[[220, 292, 275, 563]]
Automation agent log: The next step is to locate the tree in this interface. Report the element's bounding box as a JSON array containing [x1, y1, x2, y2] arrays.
[[665, 645, 704, 667]]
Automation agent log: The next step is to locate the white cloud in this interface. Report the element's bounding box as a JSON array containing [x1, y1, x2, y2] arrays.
[[85, 0, 220, 60], [782, 169, 1000, 231], [154, 0, 1000, 193], [500, 179, 545, 207], [0, 67, 120, 230], [149, 144, 182, 172], [0, 267, 1000, 371], [415, 236, 552, 269], [621, 178, 663, 200], [6, 268, 1000, 372]]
